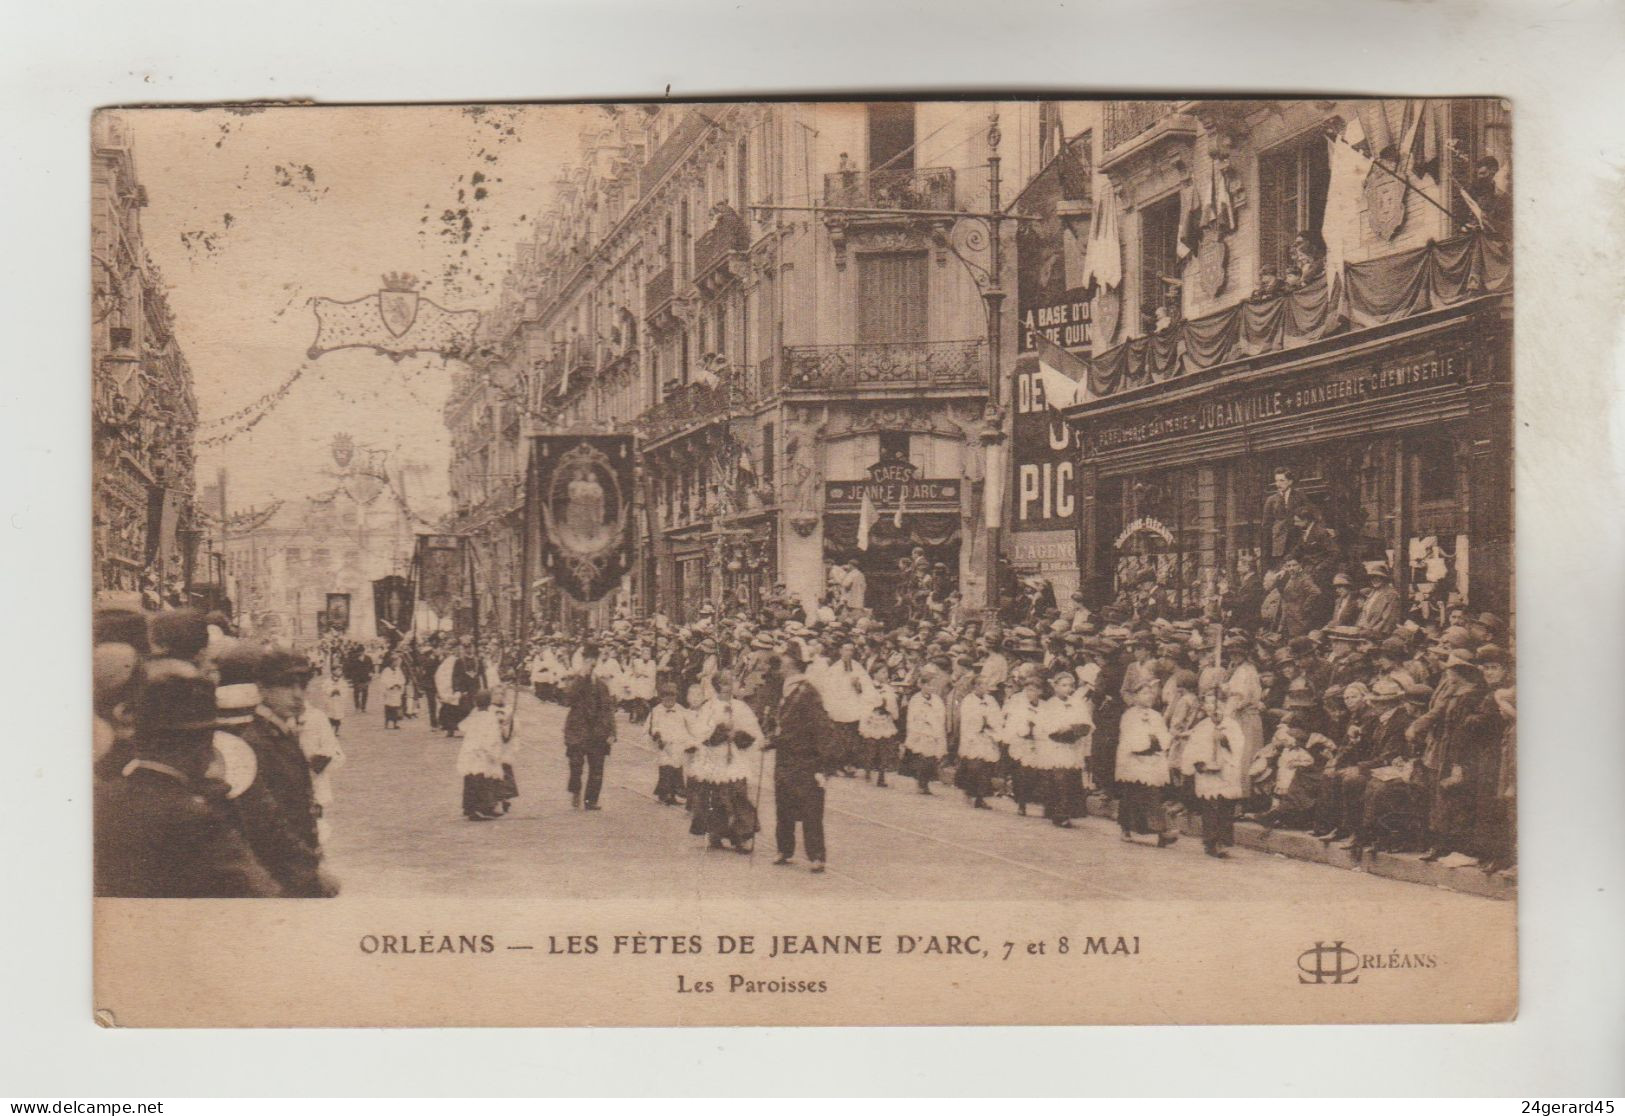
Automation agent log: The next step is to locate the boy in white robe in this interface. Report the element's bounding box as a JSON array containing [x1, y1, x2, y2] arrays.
[[1000, 672, 1046, 816], [1184, 691, 1250, 858], [377, 658, 407, 729], [298, 701, 346, 846], [493, 692, 519, 813], [646, 680, 693, 805], [955, 677, 1003, 809], [1115, 683, 1177, 846], [1034, 671, 1091, 826], [628, 650, 659, 725], [456, 691, 505, 821], [903, 666, 949, 794]]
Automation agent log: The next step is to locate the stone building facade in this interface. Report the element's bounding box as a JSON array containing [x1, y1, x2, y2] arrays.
[[1061, 99, 1513, 621], [449, 102, 1076, 631], [91, 112, 200, 602], [223, 472, 423, 646]]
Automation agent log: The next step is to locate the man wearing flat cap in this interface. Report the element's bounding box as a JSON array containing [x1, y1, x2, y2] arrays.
[[96, 672, 282, 898]]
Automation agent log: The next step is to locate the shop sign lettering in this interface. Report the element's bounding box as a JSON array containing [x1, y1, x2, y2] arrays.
[[1114, 516, 1176, 550], [824, 478, 961, 509], [1080, 348, 1470, 456]]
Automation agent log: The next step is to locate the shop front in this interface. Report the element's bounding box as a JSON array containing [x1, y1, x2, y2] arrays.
[[659, 517, 779, 625], [822, 455, 963, 625], [668, 532, 711, 624], [1066, 300, 1512, 624]]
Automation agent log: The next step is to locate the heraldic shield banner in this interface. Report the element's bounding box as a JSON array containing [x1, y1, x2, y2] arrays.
[[529, 434, 635, 604]]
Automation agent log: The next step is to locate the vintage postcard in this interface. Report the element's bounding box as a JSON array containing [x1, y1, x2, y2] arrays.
[[92, 98, 1515, 1027]]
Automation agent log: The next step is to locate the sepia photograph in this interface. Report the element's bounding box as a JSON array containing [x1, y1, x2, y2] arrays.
[[87, 96, 1521, 1026]]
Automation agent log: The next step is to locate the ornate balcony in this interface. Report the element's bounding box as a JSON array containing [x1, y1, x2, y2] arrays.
[[1100, 100, 1200, 175], [693, 207, 750, 293], [645, 265, 674, 311], [644, 265, 677, 328], [639, 380, 732, 444], [781, 339, 987, 393], [640, 110, 710, 195], [823, 166, 956, 214], [567, 335, 594, 375]]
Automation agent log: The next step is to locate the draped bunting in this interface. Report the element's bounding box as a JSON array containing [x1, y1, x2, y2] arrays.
[[1083, 231, 1510, 402], [823, 512, 960, 553]]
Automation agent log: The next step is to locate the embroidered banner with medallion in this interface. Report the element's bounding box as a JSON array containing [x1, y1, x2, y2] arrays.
[[528, 434, 636, 603]]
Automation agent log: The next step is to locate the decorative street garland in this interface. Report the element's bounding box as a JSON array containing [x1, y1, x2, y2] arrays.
[[197, 363, 308, 427]]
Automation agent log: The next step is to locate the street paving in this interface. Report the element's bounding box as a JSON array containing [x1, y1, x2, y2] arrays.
[[324, 690, 1499, 906]]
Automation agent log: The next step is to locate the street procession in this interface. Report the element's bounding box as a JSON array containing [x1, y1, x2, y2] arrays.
[[91, 98, 1515, 903]]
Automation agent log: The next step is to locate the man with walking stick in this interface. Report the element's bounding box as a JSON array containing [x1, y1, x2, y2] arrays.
[[767, 641, 838, 874]]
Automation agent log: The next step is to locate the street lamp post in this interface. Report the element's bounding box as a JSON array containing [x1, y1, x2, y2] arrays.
[[981, 112, 1007, 620]]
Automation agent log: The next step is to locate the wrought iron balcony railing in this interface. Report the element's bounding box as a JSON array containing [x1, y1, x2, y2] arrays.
[[781, 339, 987, 392], [1103, 101, 1175, 154], [639, 380, 732, 442], [637, 360, 774, 442], [822, 166, 956, 213]]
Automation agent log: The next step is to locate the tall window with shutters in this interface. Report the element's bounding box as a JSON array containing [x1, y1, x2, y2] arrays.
[[1257, 130, 1332, 279], [1137, 194, 1183, 332], [856, 252, 928, 344]]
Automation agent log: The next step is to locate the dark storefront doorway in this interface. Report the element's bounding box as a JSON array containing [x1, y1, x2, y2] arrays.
[[823, 513, 960, 626]]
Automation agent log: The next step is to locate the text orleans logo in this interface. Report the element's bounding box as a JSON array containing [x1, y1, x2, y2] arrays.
[[1297, 940, 1362, 985]]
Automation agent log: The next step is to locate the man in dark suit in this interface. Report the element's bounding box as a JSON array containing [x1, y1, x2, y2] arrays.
[[768, 642, 838, 873], [563, 642, 617, 810], [1262, 466, 1310, 566], [236, 650, 333, 897], [95, 673, 281, 898]]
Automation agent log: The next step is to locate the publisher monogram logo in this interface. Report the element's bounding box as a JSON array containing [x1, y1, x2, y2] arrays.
[[1298, 941, 1361, 985]]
